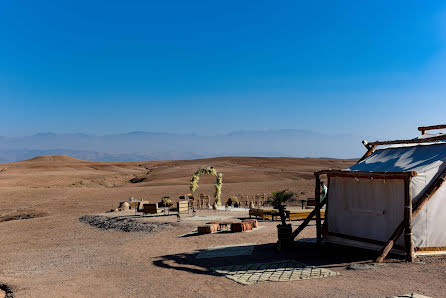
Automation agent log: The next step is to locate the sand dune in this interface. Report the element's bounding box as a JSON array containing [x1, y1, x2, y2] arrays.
[[0, 155, 443, 297]]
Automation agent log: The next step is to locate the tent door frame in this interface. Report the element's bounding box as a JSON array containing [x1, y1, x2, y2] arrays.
[[314, 171, 416, 262]]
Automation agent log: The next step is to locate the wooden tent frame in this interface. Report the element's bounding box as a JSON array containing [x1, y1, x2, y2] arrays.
[[289, 126, 446, 262], [418, 124, 446, 135]]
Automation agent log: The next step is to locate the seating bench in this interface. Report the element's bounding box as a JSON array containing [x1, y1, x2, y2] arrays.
[[249, 208, 325, 221]]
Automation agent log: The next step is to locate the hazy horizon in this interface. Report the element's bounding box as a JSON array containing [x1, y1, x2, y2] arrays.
[[0, 128, 379, 162], [2, 1, 446, 161]]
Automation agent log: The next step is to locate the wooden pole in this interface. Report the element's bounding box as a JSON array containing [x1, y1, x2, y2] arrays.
[[376, 221, 405, 263], [315, 170, 417, 179], [323, 176, 331, 237], [418, 124, 446, 135], [413, 170, 446, 217], [368, 134, 446, 147], [288, 197, 327, 241], [315, 174, 322, 244], [404, 176, 414, 262], [358, 145, 377, 163]]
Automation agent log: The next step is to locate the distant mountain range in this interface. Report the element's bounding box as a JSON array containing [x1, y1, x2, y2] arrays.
[[0, 130, 373, 162]]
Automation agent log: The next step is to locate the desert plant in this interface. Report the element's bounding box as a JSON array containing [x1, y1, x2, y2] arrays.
[[226, 195, 239, 207], [232, 195, 239, 207], [265, 189, 295, 226]]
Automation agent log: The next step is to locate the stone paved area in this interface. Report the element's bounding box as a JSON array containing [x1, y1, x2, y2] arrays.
[[213, 260, 338, 285], [196, 243, 255, 259]]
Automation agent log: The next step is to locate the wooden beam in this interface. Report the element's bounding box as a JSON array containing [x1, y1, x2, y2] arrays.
[[376, 221, 405, 263], [368, 134, 446, 147], [289, 197, 327, 241], [358, 144, 377, 163], [404, 176, 414, 262], [324, 176, 331, 237], [315, 174, 322, 244], [315, 170, 417, 179], [418, 124, 446, 135], [413, 170, 446, 217], [362, 140, 371, 150]]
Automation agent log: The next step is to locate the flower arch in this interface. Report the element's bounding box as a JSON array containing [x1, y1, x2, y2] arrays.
[[189, 167, 223, 206]]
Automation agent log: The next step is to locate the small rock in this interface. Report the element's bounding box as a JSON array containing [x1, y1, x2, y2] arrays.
[[79, 215, 172, 233]]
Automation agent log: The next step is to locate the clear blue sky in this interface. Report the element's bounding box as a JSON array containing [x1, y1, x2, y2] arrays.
[[1, 0, 446, 139]]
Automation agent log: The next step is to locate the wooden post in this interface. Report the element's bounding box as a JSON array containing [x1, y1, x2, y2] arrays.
[[288, 197, 327, 241], [358, 145, 377, 163], [376, 176, 416, 263], [315, 174, 322, 244], [376, 222, 405, 263], [323, 176, 331, 237], [404, 176, 414, 262], [418, 124, 446, 135]]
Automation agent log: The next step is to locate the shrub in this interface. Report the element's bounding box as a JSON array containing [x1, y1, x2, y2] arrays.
[[160, 197, 173, 207]]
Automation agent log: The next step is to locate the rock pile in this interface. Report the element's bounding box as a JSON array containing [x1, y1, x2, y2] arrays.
[[79, 215, 171, 233]]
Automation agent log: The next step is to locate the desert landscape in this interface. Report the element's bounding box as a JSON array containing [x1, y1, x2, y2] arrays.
[[0, 155, 444, 297], [3, 1, 446, 297]]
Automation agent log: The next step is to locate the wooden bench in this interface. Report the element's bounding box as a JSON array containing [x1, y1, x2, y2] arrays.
[[249, 208, 279, 220], [143, 203, 163, 215], [287, 209, 325, 221], [137, 201, 149, 212], [250, 208, 325, 221], [306, 198, 316, 207]]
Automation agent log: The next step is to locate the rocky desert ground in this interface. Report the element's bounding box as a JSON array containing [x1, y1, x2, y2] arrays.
[[0, 156, 445, 297]]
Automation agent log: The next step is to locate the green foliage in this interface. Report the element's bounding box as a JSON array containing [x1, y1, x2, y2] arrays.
[[226, 195, 239, 206], [189, 167, 223, 205], [265, 189, 295, 209], [160, 197, 173, 207], [214, 172, 223, 205], [265, 190, 295, 225]]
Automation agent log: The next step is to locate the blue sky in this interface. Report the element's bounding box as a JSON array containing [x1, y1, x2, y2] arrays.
[[1, 0, 446, 139]]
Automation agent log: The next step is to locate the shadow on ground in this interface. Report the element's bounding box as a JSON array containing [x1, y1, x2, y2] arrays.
[[152, 240, 405, 278]]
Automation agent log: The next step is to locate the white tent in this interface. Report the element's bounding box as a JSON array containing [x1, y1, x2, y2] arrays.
[[305, 126, 446, 262]]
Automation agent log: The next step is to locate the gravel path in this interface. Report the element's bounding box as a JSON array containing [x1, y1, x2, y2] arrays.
[[79, 215, 172, 233]]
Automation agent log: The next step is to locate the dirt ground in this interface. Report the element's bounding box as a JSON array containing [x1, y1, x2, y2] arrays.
[[0, 156, 444, 297]]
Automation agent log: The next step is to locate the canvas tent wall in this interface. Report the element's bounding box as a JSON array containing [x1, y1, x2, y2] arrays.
[[325, 142, 446, 257]]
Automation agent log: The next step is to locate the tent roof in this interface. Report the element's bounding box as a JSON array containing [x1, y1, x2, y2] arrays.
[[350, 142, 446, 173]]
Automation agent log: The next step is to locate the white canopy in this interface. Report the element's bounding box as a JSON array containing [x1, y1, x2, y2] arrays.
[[327, 142, 446, 251]]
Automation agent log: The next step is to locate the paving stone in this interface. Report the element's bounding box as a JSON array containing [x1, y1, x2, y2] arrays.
[[213, 260, 338, 285]]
